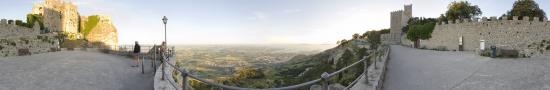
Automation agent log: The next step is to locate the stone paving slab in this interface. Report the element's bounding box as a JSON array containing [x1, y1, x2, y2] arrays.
[[0, 51, 155, 90], [383, 45, 550, 90]]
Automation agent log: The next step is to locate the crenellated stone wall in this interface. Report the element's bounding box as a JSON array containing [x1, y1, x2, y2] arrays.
[[420, 16, 550, 57], [0, 19, 60, 57]]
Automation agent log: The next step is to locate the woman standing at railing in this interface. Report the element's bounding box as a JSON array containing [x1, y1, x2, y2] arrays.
[[132, 41, 141, 67]]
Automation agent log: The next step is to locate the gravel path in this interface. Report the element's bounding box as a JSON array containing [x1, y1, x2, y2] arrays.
[[383, 45, 550, 90], [0, 51, 155, 90]]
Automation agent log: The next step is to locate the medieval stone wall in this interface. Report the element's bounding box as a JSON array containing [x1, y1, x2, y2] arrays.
[[0, 19, 59, 57], [420, 16, 550, 57]]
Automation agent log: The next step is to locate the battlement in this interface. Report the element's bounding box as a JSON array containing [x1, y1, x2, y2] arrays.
[[0, 19, 27, 26], [404, 4, 412, 8], [390, 10, 404, 14], [0, 18, 41, 29], [438, 16, 549, 25]]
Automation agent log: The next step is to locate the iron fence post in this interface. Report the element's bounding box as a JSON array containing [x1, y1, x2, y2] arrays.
[[374, 51, 377, 69], [153, 45, 157, 73], [182, 69, 189, 90], [364, 56, 369, 84], [141, 54, 145, 74], [161, 53, 166, 80], [321, 72, 329, 90]]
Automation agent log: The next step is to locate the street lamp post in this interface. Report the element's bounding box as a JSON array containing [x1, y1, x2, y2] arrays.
[[162, 16, 168, 45], [161, 16, 168, 80]]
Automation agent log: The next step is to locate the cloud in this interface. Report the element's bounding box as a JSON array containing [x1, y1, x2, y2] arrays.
[[283, 9, 302, 14], [251, 11, 269, 21]]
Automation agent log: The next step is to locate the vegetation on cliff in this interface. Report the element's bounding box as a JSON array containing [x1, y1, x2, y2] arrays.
[[25, 14, 44, 30], [12, 14, 45, 31], [81, 15, 100, 37]]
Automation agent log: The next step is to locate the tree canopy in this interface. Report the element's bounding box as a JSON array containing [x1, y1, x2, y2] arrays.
[[406, 17, 437, 42], [503, 0, 546, 20], [441, 1, 482, 21], [360, 29, 389, 45]]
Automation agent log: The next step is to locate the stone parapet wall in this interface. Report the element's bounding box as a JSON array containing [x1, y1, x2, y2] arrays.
[[420, 16, 550, 57], [0, 20, 59, 57]]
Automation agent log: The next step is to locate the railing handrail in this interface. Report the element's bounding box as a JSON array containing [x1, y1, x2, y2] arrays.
[[376, 47, 390, 90], [158, 46, 389, 90]]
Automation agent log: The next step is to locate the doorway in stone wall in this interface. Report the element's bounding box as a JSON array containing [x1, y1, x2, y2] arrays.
[[459, 36, 464, 51]]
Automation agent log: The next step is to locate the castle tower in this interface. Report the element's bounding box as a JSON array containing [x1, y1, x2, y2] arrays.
[[31, 0, 79, 34], [402, 4, 412, 27], [61, 3, 79, 33], [382, 4, 413, 45]]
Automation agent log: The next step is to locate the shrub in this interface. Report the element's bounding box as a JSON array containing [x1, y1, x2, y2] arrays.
[[479, 49, 491, 57], [500, 49, 519, 58], [435, 46, 447, 51]]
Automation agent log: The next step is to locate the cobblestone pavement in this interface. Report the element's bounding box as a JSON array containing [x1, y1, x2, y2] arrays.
[[0, 51, 156, 90], [383, 45, 550, 90]]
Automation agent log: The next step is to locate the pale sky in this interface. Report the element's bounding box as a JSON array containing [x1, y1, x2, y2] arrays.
[[1, 0, 549, 45]]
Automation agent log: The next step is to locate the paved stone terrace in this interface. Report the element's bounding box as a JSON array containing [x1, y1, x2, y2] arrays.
[[0, 51, 155, 90], [384, 45, 550, 90]]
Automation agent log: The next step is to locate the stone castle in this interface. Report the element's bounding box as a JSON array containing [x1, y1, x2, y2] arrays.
[[380, 4, 550, 57], [381, 5, 412, 45], [0, 0, 119, 57], [32, 0, 80, 34]]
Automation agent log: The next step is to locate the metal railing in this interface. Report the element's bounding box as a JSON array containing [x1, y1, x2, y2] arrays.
[[156, 46, 389, 90], [375, 47, 390, 90]]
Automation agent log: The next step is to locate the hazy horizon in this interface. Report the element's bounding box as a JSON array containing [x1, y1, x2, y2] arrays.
[[2, 0, 550, 45]]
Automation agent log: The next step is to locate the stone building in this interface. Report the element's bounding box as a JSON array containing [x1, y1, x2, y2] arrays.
[[381, 5, 412, 45], [32, 0, 79, 34], [28, 0, 119, 50], [420, 16, 550, 57]]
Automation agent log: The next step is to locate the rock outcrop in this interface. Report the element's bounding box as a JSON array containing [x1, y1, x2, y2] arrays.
[[80, 16, 118, 50]]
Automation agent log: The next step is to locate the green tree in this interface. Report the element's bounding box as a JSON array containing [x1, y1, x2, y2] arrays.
[[361, 29, 389, 46], [352, 33, 361, 39], [406, 17, 437, 48], [503, 0, 546, 20], [438, 14, 448, 23], [337, 39, 348, 46], [444, 1, 482, 20], [233, 67, 264, 79]]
